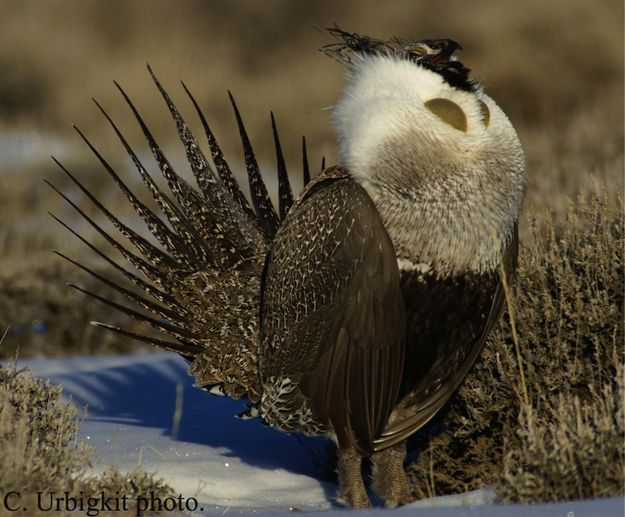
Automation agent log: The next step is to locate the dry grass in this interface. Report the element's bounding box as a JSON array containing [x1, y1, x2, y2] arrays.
[[0, 362, 173, 516], [0, 261, 155, 359], [406, 190, 623, 502], [0, 0, 622, 203]]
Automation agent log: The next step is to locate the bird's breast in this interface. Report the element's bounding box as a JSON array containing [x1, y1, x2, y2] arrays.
[[397, 264, 500, 398], [369, 182, 515, 278]]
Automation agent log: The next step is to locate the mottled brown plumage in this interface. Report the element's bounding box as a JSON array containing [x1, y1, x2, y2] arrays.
[[54, 28, 526, 509], [260, 167, 405, 453], [50, 67, 307, 405]]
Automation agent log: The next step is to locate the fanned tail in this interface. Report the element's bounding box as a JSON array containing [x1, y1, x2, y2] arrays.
[[50, 65, 313, 403]]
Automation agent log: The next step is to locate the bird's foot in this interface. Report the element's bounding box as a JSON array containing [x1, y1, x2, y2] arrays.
[[337, 485, 372, 509], [337, 447, 372, 508], [377, 479, 414, 508], [371, 442, 416, 508]]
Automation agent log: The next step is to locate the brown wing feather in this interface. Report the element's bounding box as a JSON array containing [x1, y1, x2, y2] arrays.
[[373, 226, 519, 451], [260, 167, 405, 455]]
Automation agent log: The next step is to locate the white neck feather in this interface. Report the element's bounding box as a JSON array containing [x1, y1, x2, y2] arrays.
[[333, 55, 526, 276]]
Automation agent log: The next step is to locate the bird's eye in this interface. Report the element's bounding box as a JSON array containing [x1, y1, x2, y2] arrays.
[[478, 100, 490, 128], [424, 98, 467, 132]]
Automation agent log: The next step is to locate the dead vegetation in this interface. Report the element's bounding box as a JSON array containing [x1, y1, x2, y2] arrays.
[[0, 0, 622, 213], [406, 191, 624, 502], [0, 262, 151, 359], [0, 362, 173, 516]]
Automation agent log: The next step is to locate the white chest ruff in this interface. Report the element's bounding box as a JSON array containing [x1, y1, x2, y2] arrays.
[[376, 183, 517, 277], [332, 55, 526, 276]]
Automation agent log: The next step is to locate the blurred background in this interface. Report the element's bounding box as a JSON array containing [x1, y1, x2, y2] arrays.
[[0, 0, 622, 356]]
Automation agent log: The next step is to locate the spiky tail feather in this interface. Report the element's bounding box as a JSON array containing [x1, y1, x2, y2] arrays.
[[49, 65, 315, 404]]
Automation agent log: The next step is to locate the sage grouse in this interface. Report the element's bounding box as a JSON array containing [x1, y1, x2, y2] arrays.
[[51, 28, 526, 508]]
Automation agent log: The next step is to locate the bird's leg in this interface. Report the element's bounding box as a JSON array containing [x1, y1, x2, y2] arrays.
[[336, 447, 371, 508], [371, 441, 414, 507]]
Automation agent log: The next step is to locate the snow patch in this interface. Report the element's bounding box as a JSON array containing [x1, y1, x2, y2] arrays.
[[8, 353, 623, 516]]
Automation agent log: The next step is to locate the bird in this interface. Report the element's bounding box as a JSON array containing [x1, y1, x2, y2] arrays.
[[50, 27, 526, 508]]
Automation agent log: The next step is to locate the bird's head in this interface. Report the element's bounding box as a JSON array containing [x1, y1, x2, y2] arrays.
[[325, 27, 525, 206]]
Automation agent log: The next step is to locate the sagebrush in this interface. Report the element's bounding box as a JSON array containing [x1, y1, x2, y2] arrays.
[[0, 362, 173, 516]]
